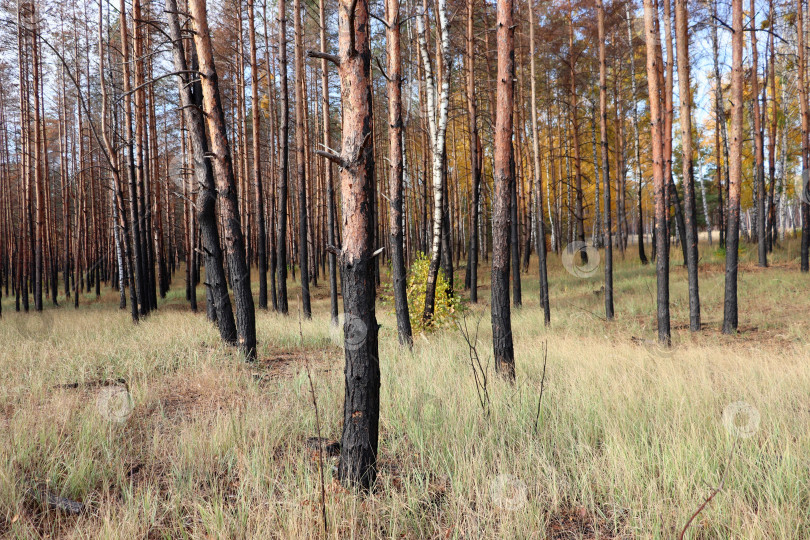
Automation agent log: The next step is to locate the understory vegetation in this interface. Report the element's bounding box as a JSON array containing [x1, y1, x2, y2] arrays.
[[2, 238, 808, 539]]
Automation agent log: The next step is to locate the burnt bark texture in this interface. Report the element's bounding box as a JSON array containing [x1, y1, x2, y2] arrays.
[[166, 0, 237, 345], [643, 0, 670, 344], [723, 0, 744, 334], [277, 0, 290, 313], [598, 0, 614, 320], [674, 0, 700, 331], [330, 0, 381, 490], [248, 0, 269, 309], [385, 0, 413, 348], [294, 0, 312, 317], [492, 0, 515, 381], [189, 0, 257, 359]]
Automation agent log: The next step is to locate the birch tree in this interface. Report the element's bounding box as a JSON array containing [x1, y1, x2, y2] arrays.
[[416, 0, 451, 324]]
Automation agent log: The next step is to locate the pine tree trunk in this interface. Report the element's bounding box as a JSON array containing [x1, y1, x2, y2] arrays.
[[598, 0, 614, 320], [627, 6, 648, 265], [324, 0, 380, 490], [643, 0, 670, 344], [188, 0, 257, 359], [293, 0, 311, 317], [766, 0, 778, 252], [166, 0, 237, 344], [119, 0, 146, 317], [492, 0, 515, 381], [318, 0, 339, 326], [723, 0, 744, 333], [528, 0, 549, 324], [277, 0, 290, 313], [798, 0, 810, 271], [711, 1, 728, 246], [675, 0, 701, 331], [247, 0, 268, 310], [385, 0, 412, 348], [750, 0, 767, 267], [465, 0, 481, 304], [98, 0, 138, 323], [568, 14, 586, 254]]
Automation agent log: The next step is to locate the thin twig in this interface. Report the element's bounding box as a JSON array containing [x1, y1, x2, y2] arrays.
[[298, 297, 328, 538], [678, 437, 740, 540], [457, 312, 490, 417], [533, 341, 548, 433]]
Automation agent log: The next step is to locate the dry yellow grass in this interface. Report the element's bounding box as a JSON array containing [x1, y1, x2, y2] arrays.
[[1, 236, 809, 538]]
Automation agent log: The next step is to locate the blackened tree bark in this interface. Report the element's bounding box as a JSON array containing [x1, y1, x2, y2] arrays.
[[166, 0, 237, 345], [262, 1, 279, 310], [277, 0, 290, 313], [464, 0, 481, 304], [568, 14, 586, 253], [120, 0, 146, 317], [643, 0, 670, 344], [798, 0, 810, 272], [294, 0, 311, 317], [316, 0, 380, 490], [248, 0, 269, 309], [318, 0, 339, 326], [750, 0, 767, 267], [385, 0, 412, 348], [597, 0, 613, 320], [711, 0, 728, 247], [626, 5, 648, 265], [492, 0, 515, 381], [675, 0, 701, 331], [98, 0, 138, 323], [766, 0, 778, 252], [723, 0, 743, 334], [528, 0, 549, 324], [189, 0, 257, 359], [31, 6, 43, 312]]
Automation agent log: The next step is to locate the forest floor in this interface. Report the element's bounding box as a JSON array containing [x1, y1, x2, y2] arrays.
[[1, 235, 809, 539]]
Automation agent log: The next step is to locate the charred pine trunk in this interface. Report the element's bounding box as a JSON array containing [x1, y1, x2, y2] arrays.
[[492, 0, 515, 381], [294, 0, 311, 318], [464, 0, 481, 303], [318, 0, 339, 326], [723, 0, 744, 333], [675, 0, 701, 331], [189, 0, 257, 359], [119, 0, 146, 317], [597, 0, 613, 320], [248, 0, 268, 310], [314, 0, 380, 490], [528, 0, 549, 324], [626, 6, 648, 265], [277, 0, 290, 313], [385, 0, 412, 348], [750, 0, 767, 267], [798, 0, 810, 272], [166, 0, 237, 344], [643, 0, 670, 344]]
